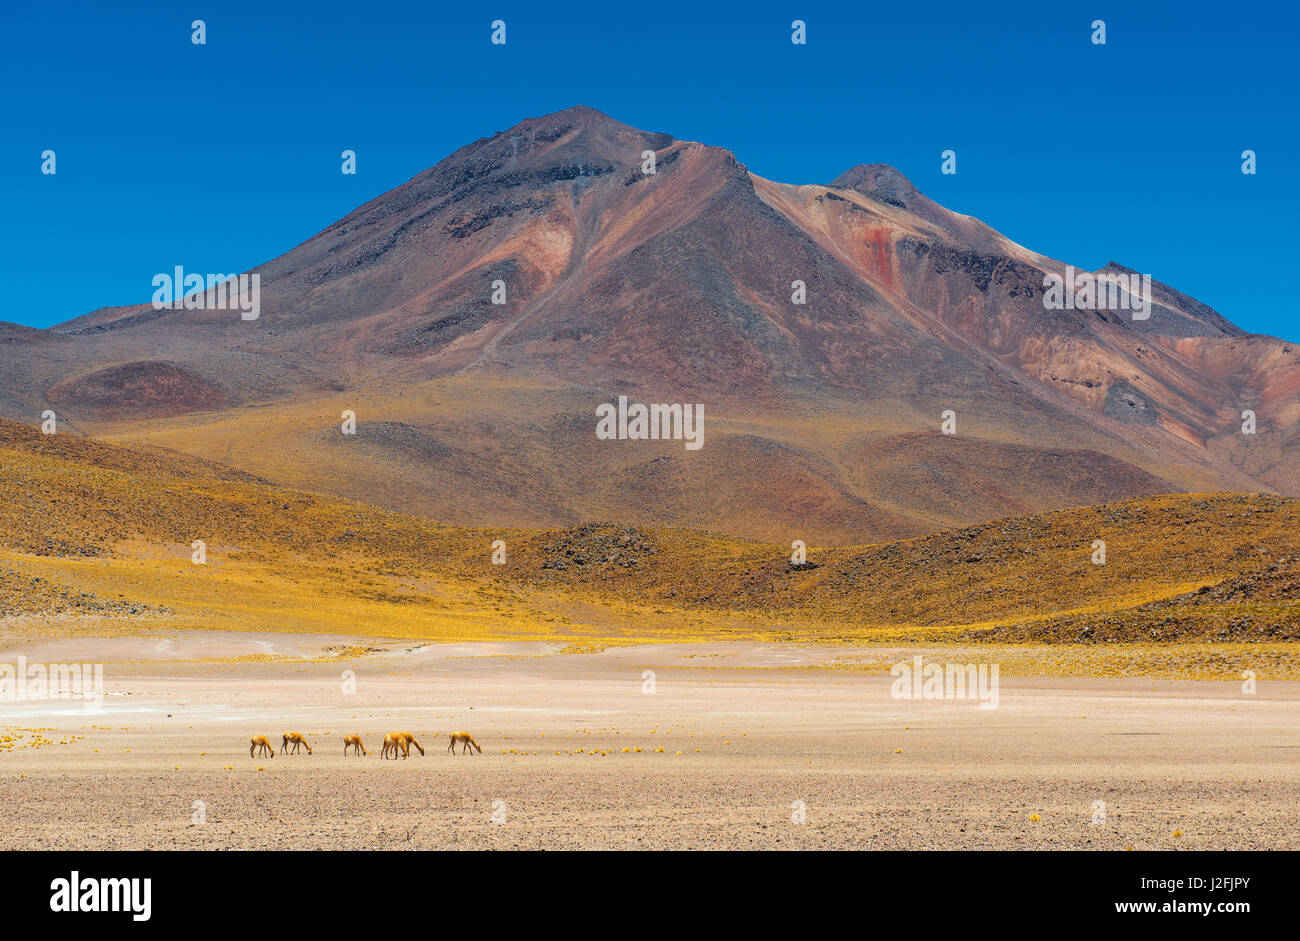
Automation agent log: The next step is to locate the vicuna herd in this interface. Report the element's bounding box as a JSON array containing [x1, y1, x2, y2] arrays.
[[249, 731, 481, 759]]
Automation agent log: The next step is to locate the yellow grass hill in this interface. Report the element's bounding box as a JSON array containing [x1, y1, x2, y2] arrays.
[[1, 417, 1296, 645]]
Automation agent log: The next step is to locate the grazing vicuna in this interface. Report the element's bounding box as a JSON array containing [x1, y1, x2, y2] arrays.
[[448, 731, 482, 755], [343, 734, 367, 756], [250, 735, 274, 758], [396, 731, 424, 756], [281, 732, 312, 755], [381, 732, 406, 759]]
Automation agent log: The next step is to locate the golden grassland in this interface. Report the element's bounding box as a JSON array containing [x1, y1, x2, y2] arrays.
[[77, 373, 1238, 547], [1, 418, 1298, 673]]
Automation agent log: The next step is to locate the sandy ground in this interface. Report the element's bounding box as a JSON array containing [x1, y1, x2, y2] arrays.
[[0, 632, 1297, 850]]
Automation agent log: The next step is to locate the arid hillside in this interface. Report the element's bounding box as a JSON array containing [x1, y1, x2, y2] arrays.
[[2, 419, 1295, 645], [0, 107, 1294, 544]]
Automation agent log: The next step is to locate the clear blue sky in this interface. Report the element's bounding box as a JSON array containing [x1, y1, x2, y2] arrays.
[[3, 0, 1295, 340]]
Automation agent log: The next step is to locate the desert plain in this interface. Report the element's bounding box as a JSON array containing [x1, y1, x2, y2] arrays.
[[2, 631, 1296, 851]]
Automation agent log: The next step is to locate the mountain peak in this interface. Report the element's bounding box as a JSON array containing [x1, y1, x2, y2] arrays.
[[513, 104, 620, 131], [830, 164, 921, 209], [445, 105, 678, 177], [542, 104, 613, 122], [498, 105, 672, 148]]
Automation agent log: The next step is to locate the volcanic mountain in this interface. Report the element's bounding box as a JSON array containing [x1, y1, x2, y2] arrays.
[[1, 105, 1296, 544]]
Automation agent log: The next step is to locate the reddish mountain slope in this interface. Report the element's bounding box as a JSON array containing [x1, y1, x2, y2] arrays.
[[0, 106, 1294, 542]]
